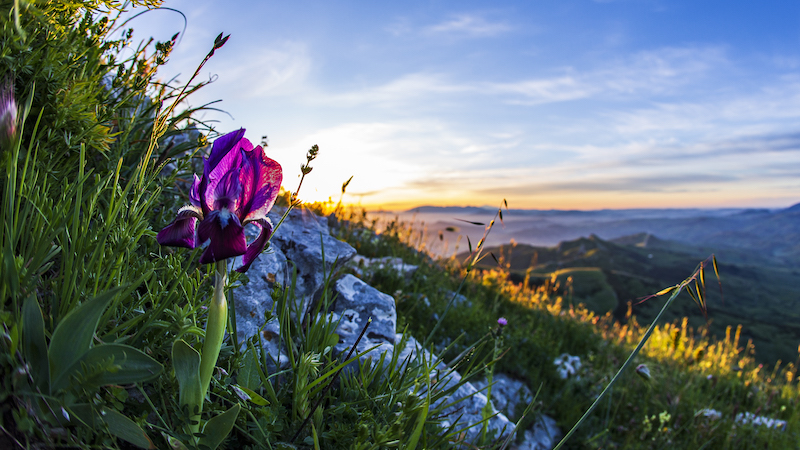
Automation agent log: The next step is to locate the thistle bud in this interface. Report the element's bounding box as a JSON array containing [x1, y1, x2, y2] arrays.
[[497, 317, 507, 327], [0, 78, 17, 147], [635, 363, 651, 381]]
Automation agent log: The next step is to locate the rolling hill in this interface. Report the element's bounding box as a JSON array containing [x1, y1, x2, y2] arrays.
[[467, 234, 800, 365]]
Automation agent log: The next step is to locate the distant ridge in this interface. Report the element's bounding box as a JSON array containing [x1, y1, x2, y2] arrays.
[[781, 202, 800, 213], [402, 205, 765, 216], [404, 206, 493, 214]]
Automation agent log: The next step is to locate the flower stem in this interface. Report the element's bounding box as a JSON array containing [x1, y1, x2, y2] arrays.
[[199, 260, 228, 403]]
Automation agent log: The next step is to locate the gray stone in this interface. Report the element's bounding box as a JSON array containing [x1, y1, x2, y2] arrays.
[[350, 255, 418, 278], [445, 290, 472, 308], [332, 274, 397, 345], [270, 208, 357, 317], [231, 244, 289, 369], [325, 274, 398, 374], [331, 320, 514, 446], [473, 373, 534, 421], [229, 207, 520, 446], [473, 374, 563, 450], [231, 207, 356, 370], [429, 367, 514, 446], [513, 415, 562, 450]]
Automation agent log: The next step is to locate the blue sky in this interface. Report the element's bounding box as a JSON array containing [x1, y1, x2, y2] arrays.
[[120, 1, 800, 210]]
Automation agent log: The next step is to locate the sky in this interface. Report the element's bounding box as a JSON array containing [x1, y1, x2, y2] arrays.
[[117, 1, 800, 211]]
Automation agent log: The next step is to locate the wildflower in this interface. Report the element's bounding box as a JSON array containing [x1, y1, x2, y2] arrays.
[[497, 317, 507, 327], [635, 363, 652, 381], [157, 128, 282, 272], [0, 78, 17, 146], [697, 408, 722, 421], [735, 411, 787, 430], [231, 385, 251, 402], [554, 353, 582, 379], [642, 415, 653, 434]]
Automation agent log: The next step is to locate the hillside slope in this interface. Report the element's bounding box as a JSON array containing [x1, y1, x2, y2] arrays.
[[469, 234, 800, 365]]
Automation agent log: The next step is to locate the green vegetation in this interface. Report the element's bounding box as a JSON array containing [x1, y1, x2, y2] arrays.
[[1, 1, 798, 449], [337, 209, 800, 448], [472, 235, 800, 366]]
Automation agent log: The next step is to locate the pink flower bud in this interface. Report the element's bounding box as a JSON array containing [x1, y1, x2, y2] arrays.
[[0, 79, 17, 145], [497, 317, 507, 327], [635, 364, 651, 381]]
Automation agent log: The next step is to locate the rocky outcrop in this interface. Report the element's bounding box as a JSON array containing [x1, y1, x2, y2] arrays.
[[328, 274, 514, 444], [232, 207, 558, 448], [516, 415, 562, 450], [474, 373, 534, 421], [232, 207, 357, 369], [473, 374, 562, 449]]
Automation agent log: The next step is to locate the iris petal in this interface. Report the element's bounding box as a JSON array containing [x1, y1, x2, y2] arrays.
[[239, 146, 283, 223], [190, 174, 201, 207], [197, 210, 247, 264], [202, 146, 243, 213], [156, 206, 202, 248], [206, 128, 245, 172], [235, 218, 274, 273], [210, 169, 242, 212]]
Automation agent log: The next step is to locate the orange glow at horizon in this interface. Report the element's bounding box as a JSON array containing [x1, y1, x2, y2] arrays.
[[295, 187, 799, 212]]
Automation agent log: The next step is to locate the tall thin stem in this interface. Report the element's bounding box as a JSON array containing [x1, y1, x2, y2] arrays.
[[553, 281, 685, 449]]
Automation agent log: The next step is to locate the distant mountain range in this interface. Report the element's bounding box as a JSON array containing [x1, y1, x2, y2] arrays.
[[402, 203, 800, 265]]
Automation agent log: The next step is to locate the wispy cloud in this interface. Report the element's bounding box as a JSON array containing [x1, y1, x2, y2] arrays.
[[608, 76, 800, 137], [307, 45, 727, 109], [424, 13, 513, 37], [387, 12, 513, 38], [482, 173, 740, 195], [487, 46, 727, 104], [213, 41, 311, 98], [313, 73, 472, 107]]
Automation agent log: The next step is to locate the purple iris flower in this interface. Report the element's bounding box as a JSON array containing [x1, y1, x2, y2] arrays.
[[157, 128, 282, 273]]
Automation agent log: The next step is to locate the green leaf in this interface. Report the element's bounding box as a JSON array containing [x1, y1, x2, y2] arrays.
[[198, 403, 241, 450], [239, 347, 260, 392], [49, 287, 124, 385], [3, 239, 19, 298], [67, 404, 98, 428], [404, 361, 431, 450], [22, 294, 49, 391], [51, 344, 163, 392], [100, 407, 155, 449], [68, 405, 154, 449], [172, 340, 203, 412], [324, 332, 339, 350]]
